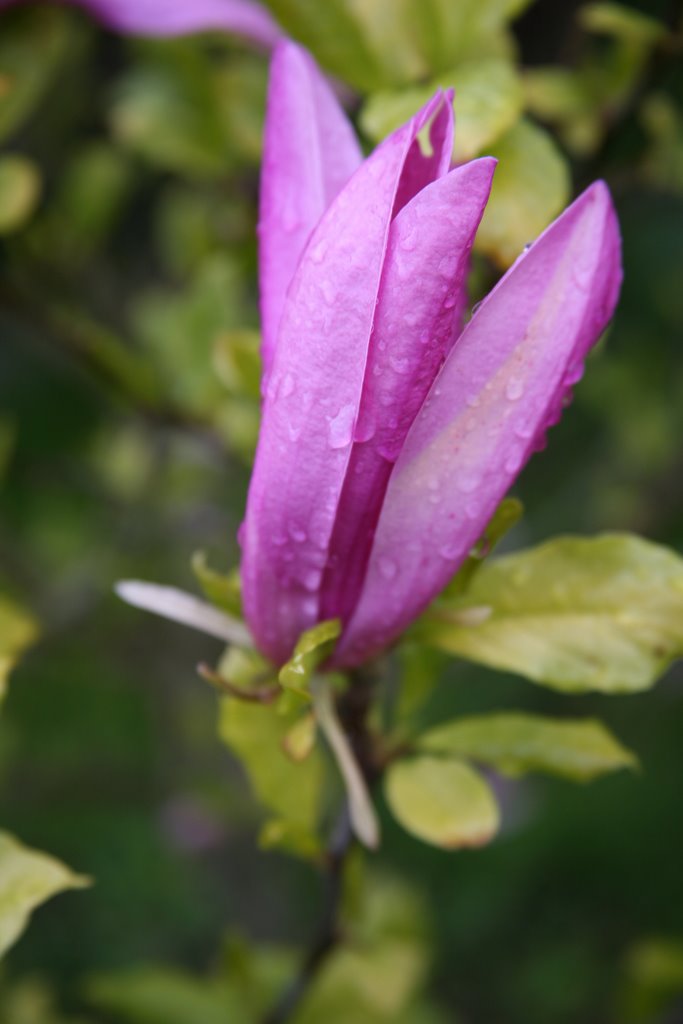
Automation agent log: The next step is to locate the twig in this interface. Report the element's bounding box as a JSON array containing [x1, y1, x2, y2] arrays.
[[197, 662, 279, 704], [260, 668, 378, 1024], [261, 805, 353, 1024]]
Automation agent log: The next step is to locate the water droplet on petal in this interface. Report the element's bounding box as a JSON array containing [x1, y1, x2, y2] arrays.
[[320, 279, 337, 305], [389, 355, 411, 374], [514, 421, 534, 440], [504, 450, 524, 474], [378, 556, 398, 580], [289, 524, 308, 543], [302, 568, 322, 592], [458, 471, 480, 494], [438, 255, 459, 279], [506, 375, 525, 401], [310, 240, 328, 264], [328, 404, 355, 449]]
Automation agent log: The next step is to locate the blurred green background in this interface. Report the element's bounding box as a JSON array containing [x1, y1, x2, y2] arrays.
[[1, 0, 683, 1021]]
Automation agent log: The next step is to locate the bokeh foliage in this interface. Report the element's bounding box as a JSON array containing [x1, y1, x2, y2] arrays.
[[1, 0, 683, 1022]]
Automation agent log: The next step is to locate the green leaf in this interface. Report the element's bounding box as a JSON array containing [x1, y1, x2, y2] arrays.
[[191, 552, 242, 618], [262, 0, 387, 91], [385, 755, 499, 849], [441, 496, 523, 598], [218, 650, 324, 834], [0, 831, 89, 958], [360, 58, 522, 163], [0, 594, 39, 703], [474, 117, 570, 267], [258, 818, 322, 861], [419, 712, 637, 781], [420, 534, 683, 694], [579, 3, 668, 46], [409, 0, 535, 76], [0, 154, 41, 234], [85, 968, 243, 1024], [110, 42, 265, 178], [278, 619, 341, 699], [281, 711, 316, 763], [0, 7, 72, 143]]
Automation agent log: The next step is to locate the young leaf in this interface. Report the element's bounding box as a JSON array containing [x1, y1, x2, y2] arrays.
[[0, 831, 89, 958], [385, 756, 499, 849], [360, 57, 523, 162], [0, 154, 41, 234], [279, 619, 341, 699], [191, 551, 243, 617], [419, 712, 637, 781], [420, 534, 683, 694], [474, 118, 570, 267], [218, 696, 324, 834], [0, 594, 39, 703], [439, 496, 523, 598]]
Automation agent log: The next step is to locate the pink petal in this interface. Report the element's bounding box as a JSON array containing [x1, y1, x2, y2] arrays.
[[242, 93, 452, 664], [258, 41, 363, 381], [1, 0, 283, 47], [338, 181, 622, 666], [319, 157, 496, 628]]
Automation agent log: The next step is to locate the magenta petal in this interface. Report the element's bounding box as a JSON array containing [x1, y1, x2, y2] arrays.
[[0, 0, 283, 46], [393, 91, 454, 217], [258, 41, 362, 381], [319, 157, 496, 627], [242, 94, 448, 664], [338, 181, 623, 666]]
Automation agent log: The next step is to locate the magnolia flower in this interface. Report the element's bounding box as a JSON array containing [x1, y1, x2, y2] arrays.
[[0, 0, 281, 47], [240, 41, 623, 668]]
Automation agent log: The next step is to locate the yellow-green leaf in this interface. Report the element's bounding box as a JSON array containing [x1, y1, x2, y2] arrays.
[[0, 831, 90, 958], [278, 619, 341, 699], [419, 712, 637, 781], [0, 7, 72, 143], [0, 154, 41, 234], [281, 711, 316, 763], [262, 0, 386, 91], [579, 3, 669, 46], [474, 117, 570, 267], [218, 693, 323, 833], [385, 756, 499, 849], [421, 534, 683, 694], [0, 595, 39, 704], [191, 552, 242, 617], [360, 58, 522, 163], [410, 0, 534, 75]]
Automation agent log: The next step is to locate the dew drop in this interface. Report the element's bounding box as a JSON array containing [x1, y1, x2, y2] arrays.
[[302, 568, 322, 592], [289, 524, 308, 543], [505, 375, 525, 401], [320, 279, 337, 305], [458, 471, 480, 494], [389, 355, 411, 374], [438, 254, 459, 279], [310, 240, 328, 264], [328, 403, 355, 449], [378, 556, 398, 580], [514, 421, 534, 440], [504, 450, 524, 474]]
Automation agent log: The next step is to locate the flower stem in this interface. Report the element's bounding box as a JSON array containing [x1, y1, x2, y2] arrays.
[[260, 667, 378, 1024]]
